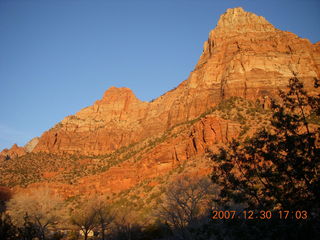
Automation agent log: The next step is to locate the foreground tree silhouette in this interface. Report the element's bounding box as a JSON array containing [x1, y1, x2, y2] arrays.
[[70, 196, 114, 240], [159, 175, 214, 239], [0, 187, 17, 240], [70, 200, 97, 240], [209, 78, 320, 239], [211, 77, 320, 218], [93, 196, 114, 240]]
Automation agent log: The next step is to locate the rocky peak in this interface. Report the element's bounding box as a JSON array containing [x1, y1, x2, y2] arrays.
[[214, 7, 276, 36], [91, 86, 146, 118], [11, 144, 19, 150], [0, 144, 26, 160], [101, 87, 140, 103]]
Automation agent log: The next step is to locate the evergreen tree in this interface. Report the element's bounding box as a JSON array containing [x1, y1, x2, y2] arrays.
[[210, 78, 320, 238]]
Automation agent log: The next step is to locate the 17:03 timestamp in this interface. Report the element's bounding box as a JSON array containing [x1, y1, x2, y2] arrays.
[[212, 210, 308, 220]]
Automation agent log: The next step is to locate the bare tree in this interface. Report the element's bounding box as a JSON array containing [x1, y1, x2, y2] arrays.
[[6, 187, 62, 240], [69, 195, 116, 240], [92, 196, 114, 240], [70, 199, 97, 240], [159, 175, 214, 239], [113, 206, 144, 240]]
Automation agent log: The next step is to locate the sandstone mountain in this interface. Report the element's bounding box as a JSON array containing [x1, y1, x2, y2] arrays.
[[29, 7, 319, 156], [1, 7, 319, 202]]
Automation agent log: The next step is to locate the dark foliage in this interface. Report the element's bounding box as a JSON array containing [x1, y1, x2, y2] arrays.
[[17, 214, 39, 240], [0, 213, 18, 240], [210, 78, 320, 238]]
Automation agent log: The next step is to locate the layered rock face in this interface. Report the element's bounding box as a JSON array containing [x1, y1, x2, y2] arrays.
[[75, 116, 241, 197], [196, 7, 319, 99], [11, 115, 241, 198], [27, 7, 320, 155]]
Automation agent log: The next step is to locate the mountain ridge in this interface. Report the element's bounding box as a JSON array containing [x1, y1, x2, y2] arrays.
[[1, 7, 319, 157]]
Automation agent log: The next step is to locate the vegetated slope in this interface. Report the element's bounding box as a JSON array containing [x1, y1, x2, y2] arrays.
[[0, 97, 271, 212]]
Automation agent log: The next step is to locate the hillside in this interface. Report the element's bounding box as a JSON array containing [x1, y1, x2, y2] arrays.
[[1, 7, 319, 215]]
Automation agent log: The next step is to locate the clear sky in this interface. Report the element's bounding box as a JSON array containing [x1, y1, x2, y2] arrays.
[[0, 0, 319, 150]]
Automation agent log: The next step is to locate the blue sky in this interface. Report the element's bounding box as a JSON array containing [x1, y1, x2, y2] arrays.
[[0, 0, 319, 150]]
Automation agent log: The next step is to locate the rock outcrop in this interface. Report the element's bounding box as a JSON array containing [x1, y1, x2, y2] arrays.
[[5, 7, 320, 157], [0, 137, 39, 161], [0, 144, 26, 161], [24, 137, 39, 152]]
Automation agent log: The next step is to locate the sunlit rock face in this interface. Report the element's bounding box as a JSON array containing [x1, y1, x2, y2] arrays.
[[2, 7, 320, 200], [24, 7, 320, 156]]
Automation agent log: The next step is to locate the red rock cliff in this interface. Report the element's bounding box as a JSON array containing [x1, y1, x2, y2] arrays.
[[31, 7, 320, 155]]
